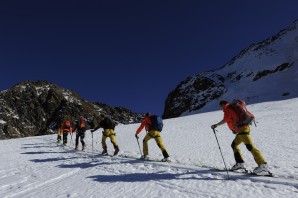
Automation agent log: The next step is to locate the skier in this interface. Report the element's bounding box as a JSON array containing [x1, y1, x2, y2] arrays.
[[60, 120, 72, 145], [73, 116, 87, 151], [91, 114, 119, 156], [211, 100, 269, 174], [135, 112, 170, 162]]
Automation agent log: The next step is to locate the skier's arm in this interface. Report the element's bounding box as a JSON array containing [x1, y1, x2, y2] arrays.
[[135, 119, 148, 136], [91, 121, 102, 132], [211, 119, 226, 129], [216, 119, 226, 126]]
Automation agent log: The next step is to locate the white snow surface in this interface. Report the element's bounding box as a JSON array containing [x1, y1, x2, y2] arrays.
[[1, 98, 298, 198]]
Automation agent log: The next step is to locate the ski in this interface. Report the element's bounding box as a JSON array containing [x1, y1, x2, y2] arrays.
[[74, 149, 86, 152], [248, 170, 275, 177], [229, 168, 248, 173], [228, 169, 275, 177], [118, 154, 171, 163], [139, 158, 166, 162]]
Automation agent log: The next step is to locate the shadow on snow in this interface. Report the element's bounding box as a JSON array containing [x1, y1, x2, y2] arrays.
[[87, 170, 224, 183]]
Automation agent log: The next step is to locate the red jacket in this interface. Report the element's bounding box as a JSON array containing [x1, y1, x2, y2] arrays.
[[223, 104, 248, 133], [135, 117, 152, 135]]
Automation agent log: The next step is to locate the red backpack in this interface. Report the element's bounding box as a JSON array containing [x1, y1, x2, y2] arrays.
[[229, 99, 255, 128], [79, 118, 85, 129], [62, 120, 72, 133], [65, 120, 71, 127]]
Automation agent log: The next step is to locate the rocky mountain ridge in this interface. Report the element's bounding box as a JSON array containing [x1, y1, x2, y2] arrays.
[[163, 20, 298, 118], [0, 80, 143, 139]]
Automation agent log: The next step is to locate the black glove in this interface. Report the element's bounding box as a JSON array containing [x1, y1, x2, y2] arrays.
[[211, 124, 217, 129], [135, 134, 139, 139]]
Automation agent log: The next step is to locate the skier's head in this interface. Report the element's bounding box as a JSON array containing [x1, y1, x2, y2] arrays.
[[219, 100, 228, 110], [145, 112, 151, 117]]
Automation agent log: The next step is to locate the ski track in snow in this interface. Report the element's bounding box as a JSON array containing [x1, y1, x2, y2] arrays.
[[1, 98, 298, 197]]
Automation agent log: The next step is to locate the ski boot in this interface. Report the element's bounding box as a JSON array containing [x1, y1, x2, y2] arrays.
[[161, 150, 170, 162], [253, 163, 269, 175], [140, 155, 149, 160], [102, 148, 108, 155], [231, 163, 246, 172], [114, 145, 119, 156], [161, 157, 171, 162]]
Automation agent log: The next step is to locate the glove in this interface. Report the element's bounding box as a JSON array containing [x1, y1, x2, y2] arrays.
[[211, 124, 217, 129], [135, 134, 139, 139]]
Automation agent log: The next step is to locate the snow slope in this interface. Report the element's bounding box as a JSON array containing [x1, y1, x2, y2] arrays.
[[1, 98, 298, 198]]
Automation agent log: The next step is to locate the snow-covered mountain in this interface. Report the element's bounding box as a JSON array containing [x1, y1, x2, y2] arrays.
[[1, 98, 298, 197], [163, 20, 298, 118], [0, 80, 143, 139]]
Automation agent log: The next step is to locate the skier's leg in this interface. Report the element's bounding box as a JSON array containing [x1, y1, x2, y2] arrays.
[[108, 133, 119, 155], [231, 135, 245, 163], [57, 135, 61, 143], [106, 129, 118, 147], [63, 132, 68, 144], [101, 134, 107, 150], [80, 133, 85, 147], [143, 133, 152, 156], [242, 134, 266, 165], [153, 131, 169, 158], [75, 134, 79, 148]]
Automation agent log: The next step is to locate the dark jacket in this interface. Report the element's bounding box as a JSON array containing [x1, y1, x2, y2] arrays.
[[94, 117, 115, 131], [73, 119, 87, 133]]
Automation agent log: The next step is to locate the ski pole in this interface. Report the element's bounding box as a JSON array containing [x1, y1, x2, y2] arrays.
[[212, 128, 230, 179], [91, 131, 94, 151], [70, 132, 73, 145], [135, 136, 143, 156]]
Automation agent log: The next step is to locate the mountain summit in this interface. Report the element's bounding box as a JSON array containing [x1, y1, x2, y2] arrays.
[[163, 20, 298, 118]]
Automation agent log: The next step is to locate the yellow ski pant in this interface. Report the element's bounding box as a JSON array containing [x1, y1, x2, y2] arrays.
[[101, 129, 118, 149], [232, 128, 266, 165], [143, 130, 168, 156]]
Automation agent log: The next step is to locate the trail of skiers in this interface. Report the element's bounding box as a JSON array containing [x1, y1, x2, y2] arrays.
[[55, 99, 270, 175]]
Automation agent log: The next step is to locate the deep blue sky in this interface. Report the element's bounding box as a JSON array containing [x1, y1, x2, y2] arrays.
[[0, 1, 297, 115]]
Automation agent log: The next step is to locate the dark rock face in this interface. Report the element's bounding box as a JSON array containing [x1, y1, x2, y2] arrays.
[[253, 63, 293, 81], [0, 80, 143, 139], [163, 73, 226, 119]]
